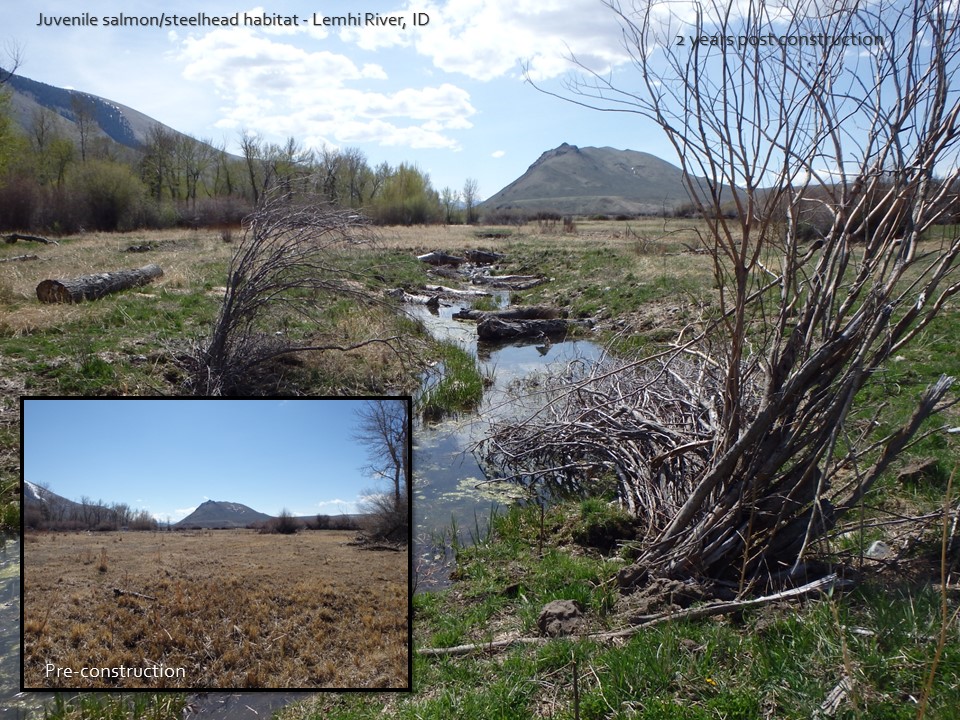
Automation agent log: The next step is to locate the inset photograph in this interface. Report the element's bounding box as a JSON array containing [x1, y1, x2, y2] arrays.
[[21, 397, 411, 690]]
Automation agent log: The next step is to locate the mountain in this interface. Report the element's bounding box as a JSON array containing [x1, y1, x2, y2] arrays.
[[3, 72, 200, 153], [483, 143, 724, 217], [175, 500, 273, 529], [23, 480, 84, 515]]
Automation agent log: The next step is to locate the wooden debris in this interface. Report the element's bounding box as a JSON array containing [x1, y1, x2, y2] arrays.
[[418, 250, 465, 266], [471, 274, 546, 290], [454, 305, 567, 322], [385, 288, 440, 308], [423, 284, 491, 298], [895, 457, 938, 485], [418, 573, 847, 658], [816, 675, 854, 718], [3, 232, 58, 245], [0, 254, 39, 263], [477, 316, 583, 342], [36, 264, 163, 303]]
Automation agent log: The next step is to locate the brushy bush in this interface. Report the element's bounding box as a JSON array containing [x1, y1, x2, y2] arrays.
[[261, 509, 301, 535], [70, 159, 146, 231], [0, 173, 40, 230], [362, 493, 409, 543]]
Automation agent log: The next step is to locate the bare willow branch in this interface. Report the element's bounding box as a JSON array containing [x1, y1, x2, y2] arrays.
[[191, 193, 398, 394], [497, 0, 960, 588]]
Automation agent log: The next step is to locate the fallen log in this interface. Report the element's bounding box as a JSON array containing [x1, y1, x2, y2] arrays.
[[418, 250, 465, 266], [4, 232, 58, 245], [454, 305, 568, 322], [477, 316, 581, 342], [423, 284, 491, 298], [0, 254, 39, 263], [385, 287, 441, 308], [472, 274, 546, 290], [37, 263, 163, 303], [418, 573, 847, 658]]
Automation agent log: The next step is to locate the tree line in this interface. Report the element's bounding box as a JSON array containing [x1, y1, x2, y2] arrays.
[[24, 493, 159, 532], [0, 82, 481, 233]]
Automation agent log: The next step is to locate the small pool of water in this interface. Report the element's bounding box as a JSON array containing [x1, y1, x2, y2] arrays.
[[0, 537, 51, 720], [410, 300, 605, 589]]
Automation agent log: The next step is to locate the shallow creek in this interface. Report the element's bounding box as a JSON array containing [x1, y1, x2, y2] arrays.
[[3, 294, 605, 719], [1, 537, 42, 720], [411, 296, 604, 589]]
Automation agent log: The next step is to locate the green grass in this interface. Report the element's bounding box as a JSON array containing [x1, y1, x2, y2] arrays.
[[419, 341, 487, 420], [272, 500, 959, 720], [39, 692, 187, 720]]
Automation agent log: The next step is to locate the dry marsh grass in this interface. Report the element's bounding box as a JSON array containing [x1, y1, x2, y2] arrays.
[[22, 529, 409, 689]]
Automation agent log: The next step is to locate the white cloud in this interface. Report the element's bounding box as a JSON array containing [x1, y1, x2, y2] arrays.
[[337, 0, 633, 82], [177, 27, 475, 150], [492, 149, 505, 158]]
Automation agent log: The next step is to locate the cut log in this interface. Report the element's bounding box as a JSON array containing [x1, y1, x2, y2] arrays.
[[423, 284, 491, 298], [472, 274, 546, 290], [477, 316, 579, 342], [3, 232, 58, 245], [385, 287, 441, 308], [0, 254, 39, 263], [37, 264, 163, 304], [417, 251, 465, 266], [454, 305, 568, 321]]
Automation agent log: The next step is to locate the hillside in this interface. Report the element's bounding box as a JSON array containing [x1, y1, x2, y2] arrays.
[[483, 143, 723, 216], [174, 499, 273, 529], [3, 72, 208, 154]]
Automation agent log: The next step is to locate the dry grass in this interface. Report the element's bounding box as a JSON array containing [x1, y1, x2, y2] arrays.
[[0, 229, 234, 337], [22, 529, 409, 689]]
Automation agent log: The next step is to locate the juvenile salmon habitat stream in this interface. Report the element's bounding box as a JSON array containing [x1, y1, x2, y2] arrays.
[[411, 291, 605, 590], [3, 294, 605, 720]]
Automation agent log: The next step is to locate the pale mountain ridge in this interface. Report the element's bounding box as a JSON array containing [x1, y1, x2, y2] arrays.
[[483, 142, 728, 216], [4, 72, 213, 155]]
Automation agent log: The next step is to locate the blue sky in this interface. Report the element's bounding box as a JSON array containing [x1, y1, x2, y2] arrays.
[[22, 399, 391, 521], [2, 0, 679, 200]]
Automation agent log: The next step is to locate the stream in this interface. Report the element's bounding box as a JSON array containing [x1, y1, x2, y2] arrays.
[[2, 291, 605, 719], [411, 295, 604, 589], [1, 537, 42, 720]]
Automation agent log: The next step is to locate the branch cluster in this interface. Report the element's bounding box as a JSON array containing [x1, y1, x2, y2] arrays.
[[191, 194, 389, 394]]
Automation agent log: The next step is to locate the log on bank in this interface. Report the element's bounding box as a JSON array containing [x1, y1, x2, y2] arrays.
[[37, 264, 164, 303]]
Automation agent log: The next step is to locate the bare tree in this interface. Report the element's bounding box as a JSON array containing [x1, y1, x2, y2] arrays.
[[489, 0, 960, 591], [355, 399, 410, 543], [462, 177, 480, 224], [355, 399, 410, 507], [0, 41, 23, 86], [441, 186, 461, 224], [190, 194, 402, 395], [70, 95, 96, 163]]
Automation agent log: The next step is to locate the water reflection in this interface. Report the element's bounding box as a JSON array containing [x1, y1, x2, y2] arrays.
[[411, 300, 604, 589], [1, 537, 48, 720]]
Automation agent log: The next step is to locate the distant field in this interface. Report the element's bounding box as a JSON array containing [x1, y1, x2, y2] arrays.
[[22, 529, 409, 689]]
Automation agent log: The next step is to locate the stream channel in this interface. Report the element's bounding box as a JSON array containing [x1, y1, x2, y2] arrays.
[[410, 292, 604, 589], [1, 290, 605, 719]]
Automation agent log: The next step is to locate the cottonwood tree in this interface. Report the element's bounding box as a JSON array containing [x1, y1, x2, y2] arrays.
[[462, 178, 480, 224], [355, 399, 410, 542], [488, 0, 960, 591]]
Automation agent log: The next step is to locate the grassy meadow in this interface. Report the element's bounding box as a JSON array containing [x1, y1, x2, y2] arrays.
[[22, 528, 408, 689], [3, 217, 959, 717]]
